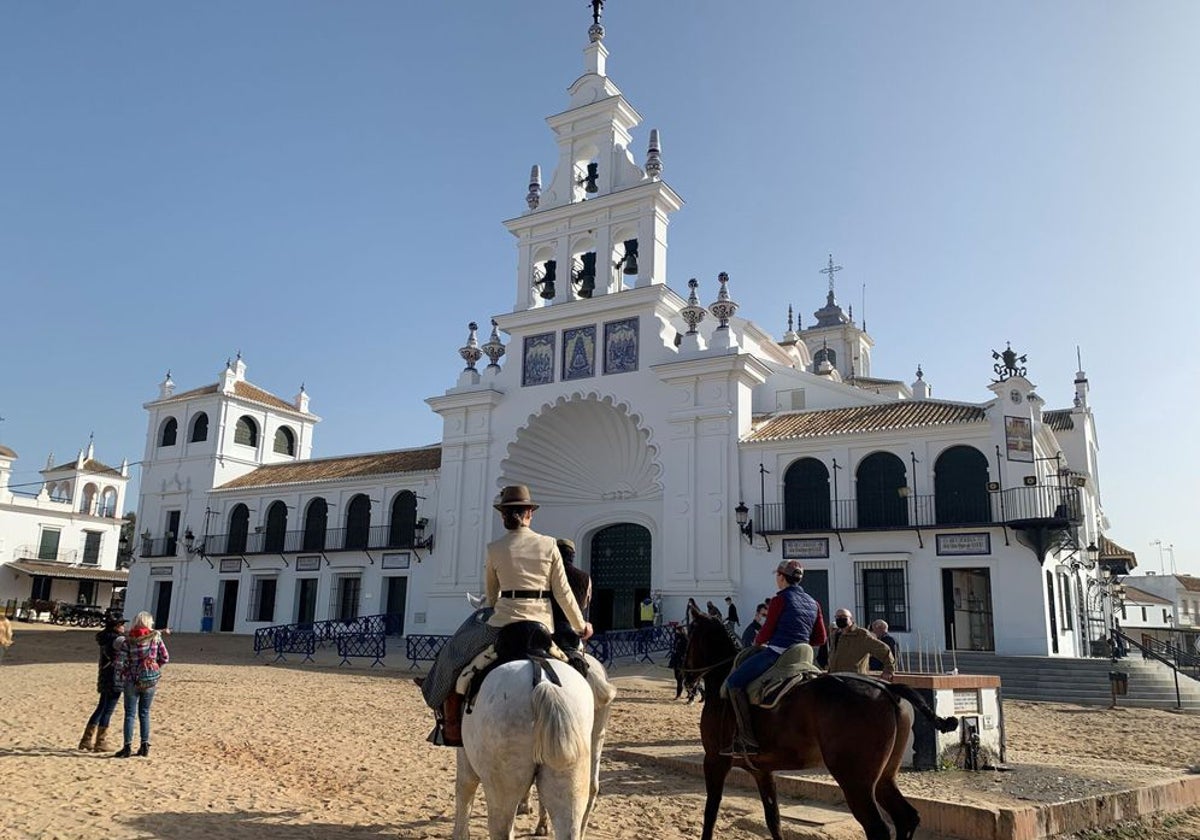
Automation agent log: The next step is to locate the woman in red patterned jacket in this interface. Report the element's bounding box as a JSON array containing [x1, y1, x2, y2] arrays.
[[113, 611, 169, 758]]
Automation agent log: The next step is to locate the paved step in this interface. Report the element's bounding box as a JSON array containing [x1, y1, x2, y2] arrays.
[[945, 652, 1200, 709]]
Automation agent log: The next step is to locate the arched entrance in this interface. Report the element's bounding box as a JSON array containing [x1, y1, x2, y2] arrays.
[[589, 523, 651, 632]]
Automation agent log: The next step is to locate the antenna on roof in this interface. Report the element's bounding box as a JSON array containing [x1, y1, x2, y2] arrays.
[[862, 282, 867, 332], [1076, 345, 1082, 371]]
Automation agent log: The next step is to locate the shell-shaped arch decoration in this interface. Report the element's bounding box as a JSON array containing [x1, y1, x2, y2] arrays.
[[500, 392, 663, 503]]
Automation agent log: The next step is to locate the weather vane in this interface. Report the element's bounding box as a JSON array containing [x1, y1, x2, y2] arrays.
[[590, 0, 604, 25]]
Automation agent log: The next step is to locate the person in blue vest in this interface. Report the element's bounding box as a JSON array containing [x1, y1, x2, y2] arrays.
[[722, 559, 827, 756]]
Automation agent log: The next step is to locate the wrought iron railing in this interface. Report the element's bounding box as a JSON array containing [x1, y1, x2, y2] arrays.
[[203, 524, 421, 556], [13, 545, 81, 564], [139, 537, 178, 558], [1140, 635, 1200, 675], [1114, 628, 1193, 710], [755, 486, 1082, 534]]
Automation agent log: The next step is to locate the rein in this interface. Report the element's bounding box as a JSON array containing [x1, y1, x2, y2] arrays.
[[679, 654, 737, 678]]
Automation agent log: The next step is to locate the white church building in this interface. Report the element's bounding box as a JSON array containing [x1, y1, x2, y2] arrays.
[[124, 16, 1130, 658]]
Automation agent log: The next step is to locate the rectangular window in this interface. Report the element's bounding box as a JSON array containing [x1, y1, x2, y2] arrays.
[[860, 567, 909, 632], [78, 580, 97, 605], [248, 576, 278, 623], [1163, 609, 1170, 624], [38, 529, 62, 561], [1141, 607, 1147, 622], [82, 531, 102, 565]]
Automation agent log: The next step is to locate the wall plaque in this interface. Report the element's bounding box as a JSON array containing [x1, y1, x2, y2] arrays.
[[295, 555, 321, 572], [782, 537, 830, 560], [381, 552, 411, 570], [149, 566, 173, 577], [219, 558, 242, 573], [936, 533, 991, 556]]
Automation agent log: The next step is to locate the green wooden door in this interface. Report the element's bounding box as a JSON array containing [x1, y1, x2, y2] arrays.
[[589, 523, 652, 632]]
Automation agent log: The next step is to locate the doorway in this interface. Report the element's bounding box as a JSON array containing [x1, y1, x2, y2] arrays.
[[335, 576, 361, 621], [385, 577, 408, 635], [800, 570, 830, 627], [941, 568, 994, 651], [219, 579, 239, 632], [152, 580, 173, 630], [296, 578, 318, 624], [589, 523, 652, 632]]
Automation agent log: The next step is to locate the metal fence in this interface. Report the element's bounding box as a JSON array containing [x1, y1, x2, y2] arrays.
[[199, 524, 422, 557], [755, 486, 1082, 533]]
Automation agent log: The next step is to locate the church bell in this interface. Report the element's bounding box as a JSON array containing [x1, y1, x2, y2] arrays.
[[619, 238, 639, 275], [537, 260, 557, 300], [575, 252, 597, 298], [582, 162, 599, 194]]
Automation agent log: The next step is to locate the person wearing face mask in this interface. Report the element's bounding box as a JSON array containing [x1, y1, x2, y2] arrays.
[[827, 608, 895, 678]]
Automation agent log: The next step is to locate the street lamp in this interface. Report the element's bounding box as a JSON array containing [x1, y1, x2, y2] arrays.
[[734, 501, 753, 544]]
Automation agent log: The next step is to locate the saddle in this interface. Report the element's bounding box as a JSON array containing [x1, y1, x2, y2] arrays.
[[721, 643, 823, 709], [464, 621, 586, 711]]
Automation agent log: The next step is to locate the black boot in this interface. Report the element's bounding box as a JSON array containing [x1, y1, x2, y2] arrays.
[[440, 693, 464, 747], [721, 687, 760, 756], [114, 744, 132, 758], [137, 742, 150, 758]]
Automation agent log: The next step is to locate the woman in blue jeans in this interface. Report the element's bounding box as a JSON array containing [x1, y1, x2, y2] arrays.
[[113, 611, 169, 758], [78, 614, 125, 752]]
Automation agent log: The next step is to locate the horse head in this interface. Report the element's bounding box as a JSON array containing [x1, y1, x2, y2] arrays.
[[682, 610, 739, 691]]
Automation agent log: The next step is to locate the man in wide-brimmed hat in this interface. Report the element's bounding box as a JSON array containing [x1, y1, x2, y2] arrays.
[[421, 484, 592, 746]]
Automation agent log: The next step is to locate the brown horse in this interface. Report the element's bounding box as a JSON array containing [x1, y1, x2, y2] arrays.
[[683, 611, 958, 840]]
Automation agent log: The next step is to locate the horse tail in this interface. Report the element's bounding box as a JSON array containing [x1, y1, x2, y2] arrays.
[[885, 683, 960, 733], [531, 670, 589, 769]]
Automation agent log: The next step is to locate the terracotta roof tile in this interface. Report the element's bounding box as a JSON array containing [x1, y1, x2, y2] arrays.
[[43, 458, 123, 477], [1044, 410, 1074, 431], [6, 559, 128, 583], [154, 381, 300, 413], [1099, 535, 1136, 561], [1177, 576, 1200, 593], [216, 446, 442, 490], [0, 444, 17, 458], [1122, 585, 1174, 606], [746, 401, 987, 442]]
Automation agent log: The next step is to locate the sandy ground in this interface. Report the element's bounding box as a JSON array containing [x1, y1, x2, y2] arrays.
[[2, 625, 1200, 840]]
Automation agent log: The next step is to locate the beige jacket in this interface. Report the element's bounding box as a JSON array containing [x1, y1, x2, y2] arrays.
[[827, 625, 895, 674], [485, 525, 586, 633]]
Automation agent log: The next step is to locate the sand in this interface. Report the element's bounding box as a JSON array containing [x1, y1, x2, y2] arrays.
[[2, 624, 1199, 840]]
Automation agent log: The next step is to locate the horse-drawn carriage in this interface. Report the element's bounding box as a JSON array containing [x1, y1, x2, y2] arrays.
[[49, 601, 108, 627]]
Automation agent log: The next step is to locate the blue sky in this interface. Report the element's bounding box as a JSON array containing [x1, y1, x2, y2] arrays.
[[2, 2, 1196, 574]]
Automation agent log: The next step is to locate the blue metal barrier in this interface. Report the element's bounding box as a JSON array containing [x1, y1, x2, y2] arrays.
[[406, 634, 451, 669], [273, 628, 317, 663], [338, 633, 387, 668]]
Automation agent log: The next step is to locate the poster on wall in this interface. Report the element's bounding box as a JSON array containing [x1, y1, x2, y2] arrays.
[[1004, 416, 1034, 462], [562, 325, 596, 381], [603, 317, 639, 375], [522, 332, 555, 386]]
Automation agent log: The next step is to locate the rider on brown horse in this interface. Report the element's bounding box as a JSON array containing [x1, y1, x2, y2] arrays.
[[722, 559, 827, 755]]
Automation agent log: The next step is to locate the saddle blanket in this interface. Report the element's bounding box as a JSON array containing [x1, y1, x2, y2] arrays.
[[721, 643, 824, 709]]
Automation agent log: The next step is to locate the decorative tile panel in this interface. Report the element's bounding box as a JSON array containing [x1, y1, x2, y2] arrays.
[[562, 325, 596, 381], [603, 317, 639, 375], [522, 332, 555, 386]]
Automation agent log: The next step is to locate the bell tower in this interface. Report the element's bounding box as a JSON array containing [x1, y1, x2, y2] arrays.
[[504, 9, 683, 311]]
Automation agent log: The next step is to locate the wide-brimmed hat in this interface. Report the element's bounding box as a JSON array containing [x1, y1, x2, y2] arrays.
[[494, 484, 539, 511], [556, 538, 576, 555], [105, 615, 126, 630]]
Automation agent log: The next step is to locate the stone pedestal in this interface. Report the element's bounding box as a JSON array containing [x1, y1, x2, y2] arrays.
[[894, 673, 1004, 770]]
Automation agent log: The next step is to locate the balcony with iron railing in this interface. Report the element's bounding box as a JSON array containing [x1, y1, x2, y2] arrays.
[[755, 485, 1082, 534], [196, 523, 425, 556], [13, 545, 80, 564], [139, 537, 179, 558]]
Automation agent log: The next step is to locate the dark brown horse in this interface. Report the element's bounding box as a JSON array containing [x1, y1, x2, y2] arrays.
[[683, 611, 958, 840]]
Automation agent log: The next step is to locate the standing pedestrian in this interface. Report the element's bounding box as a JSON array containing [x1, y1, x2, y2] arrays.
[[668, 624, 689, 700], [724, 597, 740, 632], [705, 600, 722, 619], [740, 603, 767, 648], [113, 611, 170, 758], [78, 614, 125, 752], [828, 609, 894, 677], [652, 591, 663, 627], [685, 598, 699, 626], [868, 619, 899, 671], [0, 614, 12, 664]]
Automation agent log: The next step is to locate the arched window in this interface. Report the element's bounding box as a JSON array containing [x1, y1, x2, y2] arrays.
[[159, 417, 178, 447], [345, 494, 372, 550], [303, 497, 328, 552], [855, 452, 909, 528], [783, 458, 832, 530], [934, 445, 991, 525], [814, 346, 837, 370], [80, 483, 98, 515], [264, 501, 288, 553], [190, 412, 209, 443], [234, 416, 259, 447], [227, 504, 250, 554], [389, 491, 417, 548], [100, 487, 118, 518], [273, 426, 296, 456]]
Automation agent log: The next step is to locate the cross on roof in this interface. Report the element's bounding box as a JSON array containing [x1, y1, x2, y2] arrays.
[[819, 254, 843, 294]]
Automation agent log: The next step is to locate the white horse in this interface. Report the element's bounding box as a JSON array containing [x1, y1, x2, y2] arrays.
[[452, 656, 595, 839], [518, 653, 616, 837]]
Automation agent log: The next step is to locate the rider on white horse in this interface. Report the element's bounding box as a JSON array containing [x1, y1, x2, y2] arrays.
[[421, 484, 594, 746]]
